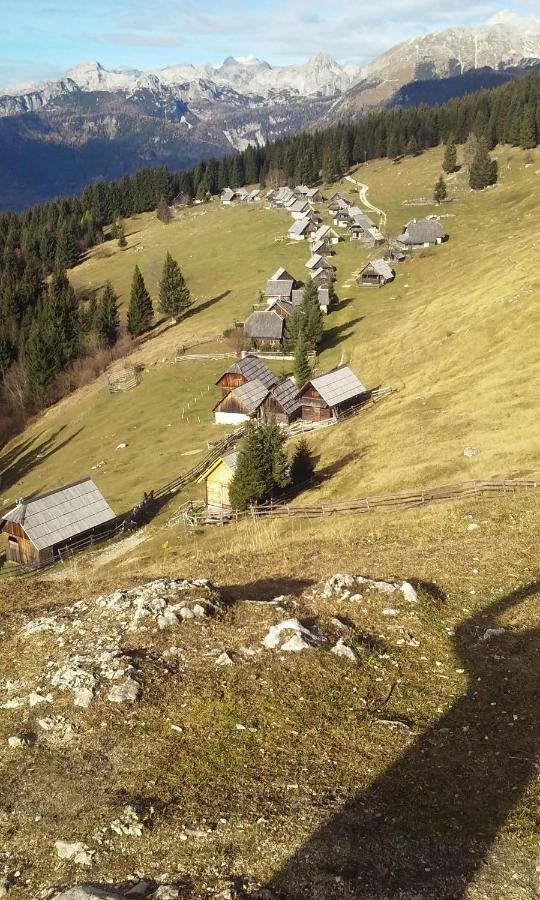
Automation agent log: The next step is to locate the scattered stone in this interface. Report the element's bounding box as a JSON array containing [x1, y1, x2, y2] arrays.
[[316, 574, 417, 604], [330, 617, 347, 630], [263, 618, 326, 651], [330, 639, 359, 663], [54, 840, 94, 867], [7, 732, 36, 749], [107, 678, 140, 704], [382, 608, 400, 616], [401, 581, 418, 603], [109, 805, 144, 837], [1, 697, 23, 709], [124, 880, 152, 897], [0, 875, 10, 898], [116, 443, 128, 450], [151, 888, 180, 900], [216, 652, 233, 667], [37, 715, 75, 745], [51, 888, 124, 900], [463, 447, 478, 457], [483, 628, 506, 641], [28, 692, 52, 707], [468, 523, 480, 531]]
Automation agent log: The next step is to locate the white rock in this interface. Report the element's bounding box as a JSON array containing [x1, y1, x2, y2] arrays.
[[179, 607, 195, 620], [116, 442, 127, 449], [107, 678, 140, 703], [74, 687, 94, 708], [281, 634, 315, 652], [157, 610, 179, 630], [54, 840, 94, 867], [382, 608, 400, 616], [1, 697, 23, 709], [263, 617, 323, 650], [216, 652, 233, 667], [192, 603, 207, 618], [51, 889, 125, 900], [401, 581, 418, 603], [463, 447, 478, 457], [468, 523, 480, 531], [330, 639, 359, 663], [151, 887, 181, 900], [28, 692, 52, 707], [8, 733, 35, 749]]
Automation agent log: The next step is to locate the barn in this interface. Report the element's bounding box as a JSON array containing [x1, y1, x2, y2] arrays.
[[197, 452, 238, 510], [215, 355, 278, 396], [0, 479, 116, 567], [296, 367, 368, 422], [397, 217, 446, 248], [358, 258, 395, 287]]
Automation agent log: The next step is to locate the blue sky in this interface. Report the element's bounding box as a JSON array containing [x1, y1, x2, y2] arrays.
[[0, 0, 536, 89]]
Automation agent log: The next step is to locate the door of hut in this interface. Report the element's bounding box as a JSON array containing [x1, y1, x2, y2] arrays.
[[7, 536, 21, 564]]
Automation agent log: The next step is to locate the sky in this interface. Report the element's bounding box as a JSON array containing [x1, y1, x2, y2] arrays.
[[0, 0, 538, 89]]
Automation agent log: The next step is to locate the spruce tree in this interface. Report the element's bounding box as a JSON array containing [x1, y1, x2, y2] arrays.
[[283, 307, 304, 353], [294, 330, 311, 387], [55, 222, 79, 269], [156, 195, 172, 224], [117, 225, 127, 248], [463, 133, 479, 171], [290, 438, 315, 486], [406, 136, 419, 156], [127, 265, 153, 336], [23, 304, 57, 406], [519, 105, 537, 150], [469, 138, 497, 190], [158, 252, 191, 318], [301, 279, 323, 349], [442, 135, 457, 173], [48, 267, 80, 366], [95, 281, 120, 345], [433, 175, 447, 204], [229, 421, 289, 511]]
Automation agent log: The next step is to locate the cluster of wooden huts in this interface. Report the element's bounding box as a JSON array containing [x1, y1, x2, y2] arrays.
[[221, 187, 262, 205], [242, 266, 336, 350], [213, 354, 368, 428]]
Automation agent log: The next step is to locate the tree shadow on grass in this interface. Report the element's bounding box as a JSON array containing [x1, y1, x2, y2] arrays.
[[265, 580, 540, 899], [0, 426, 84, 497], [322, 317, 365, 351], [184, 290, 231, 319]]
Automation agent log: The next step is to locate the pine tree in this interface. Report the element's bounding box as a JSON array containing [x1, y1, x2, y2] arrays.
[[301, 279, 323, 349], [294, 330, 311, 386], [48, 267, 80, 366], [469, 138, 497, 190], [229, 421, 290, 510], [55, 222, 79, 269], [127, 265, 153, 336], [117, 225, 127, 248], [433, 174, 447, 204], [283, 307, 304, 353], [442, 135, 457, 173], [95, 281, 120, 345], [290, 437, 315, 486], [158, 252, 191, 319], [519, 105, 537, 150], [156, 195, 172, 224], [23, 304, 57, 406], [463, 133, 479, 171], [406, 136, 419, 156]]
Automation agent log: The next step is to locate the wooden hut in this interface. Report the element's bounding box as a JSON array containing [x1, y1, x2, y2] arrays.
[[215, 355, 278, 397], [213, 379, 270, 425], [358, 258, 395, 288], [197, 452, 238, 510], [262, 378, 299, 425], [396, 217, 446, 248], [296, 367, 368, 422], [243, 310, 285, 349], [0, 479, 116, 567]]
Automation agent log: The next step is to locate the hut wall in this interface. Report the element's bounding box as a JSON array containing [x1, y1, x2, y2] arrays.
[[2, 522, 42, 567], [216, 373, 246, 395], [205, 462, 234, 509]]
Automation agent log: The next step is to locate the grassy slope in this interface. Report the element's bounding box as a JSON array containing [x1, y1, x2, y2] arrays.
[[0, 145, 539, 515]]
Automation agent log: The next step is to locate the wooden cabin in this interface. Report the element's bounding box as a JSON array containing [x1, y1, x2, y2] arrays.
[[197, 452, 238, 510], [0, 479, 116, 567], [262, 378, 299, 425], [358, 258, 395, 288], [213, 377, 298, 426], [243, 310, 285, 349], [215, 355, 278, 397], [311, 267, 335, 287], [296, 367, 368, 422], [396, 217, 446, 249]]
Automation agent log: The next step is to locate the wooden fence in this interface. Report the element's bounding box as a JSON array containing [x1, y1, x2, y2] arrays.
[[107, 367, 142, 393], [175, 333, 224, 360], [151, 426, 246, 500]]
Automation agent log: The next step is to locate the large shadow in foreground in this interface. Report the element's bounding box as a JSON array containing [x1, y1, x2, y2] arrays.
[[266, 582, 540, 899]]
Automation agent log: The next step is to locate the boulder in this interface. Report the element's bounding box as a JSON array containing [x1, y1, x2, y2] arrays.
[[51, 888, 124, 900], [107, 678, 140, 704], [54, 840, 94, 867], [330, 639, 359, 663]]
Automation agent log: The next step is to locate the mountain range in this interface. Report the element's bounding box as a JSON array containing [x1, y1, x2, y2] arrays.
[[0, 11, 539, 209]]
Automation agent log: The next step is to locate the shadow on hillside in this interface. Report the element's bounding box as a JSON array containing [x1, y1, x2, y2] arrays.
[[264, 581, 540, 899], [322, 317, 364, 351], [315, 449, 366, 482], [0, 426, 84, 498], [221, 577, 315, 604], [185, 290, 231, 319]]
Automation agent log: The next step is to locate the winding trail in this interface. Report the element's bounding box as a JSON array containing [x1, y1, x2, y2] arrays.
[[345, 175, 387, 228]]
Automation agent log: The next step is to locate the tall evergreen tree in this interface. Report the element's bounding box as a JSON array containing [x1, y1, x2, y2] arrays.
[[158, 252, 191, 318], [469, 138, 498, 190], [463, 132, 479, 171], [301, 279, 323, 349], [442, 135, 458, 173], [156, 195, 172, 224], [433, 174, 448, 204], [519, 105, 537, 150], [229, 421, 290, 511], [127, 265, 153, 336], [23, 304, 57, 406], [55, 222, 79, 269], [294, 330, 311, 387], [95, 281, 120, 346]]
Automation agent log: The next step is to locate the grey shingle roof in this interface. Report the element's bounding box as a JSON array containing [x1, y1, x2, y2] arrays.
[[221, 188, 235, 201], [317, 288, 330, 308], [291, 288, 304, 306], [222, 451, 239, 472], [230, 379, 269, 414], [244, 310, 284, 341], [302, 367, 367, 407], [265, 279, 294, 298], [305, 254, 324, 270], [271, 267, 295, 282], [2, 479, 115, 551], [398, 218, 446, 245], [350, 213, 375, 230], [219, 355, 278, 389], [271, 378, 299, 415], [313, 225, 338, 242], [361, 258, 395, 281], [288, 218, 313, 237]]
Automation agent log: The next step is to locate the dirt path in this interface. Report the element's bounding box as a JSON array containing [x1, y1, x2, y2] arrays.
[[345, 175, 387, 228]]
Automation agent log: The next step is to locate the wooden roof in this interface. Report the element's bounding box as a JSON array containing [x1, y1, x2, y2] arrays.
[[1, 479, 115, 551], [244, 311, 284, 341], [299, 367, 367, 407], [217, 355, 278, 389]]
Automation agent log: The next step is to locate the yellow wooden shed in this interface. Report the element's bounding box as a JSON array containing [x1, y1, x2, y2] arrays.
[[197, 452, 238, 510]]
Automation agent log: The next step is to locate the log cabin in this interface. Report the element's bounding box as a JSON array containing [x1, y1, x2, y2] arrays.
[[0, 479, 116, 567], [215, 355, 278, 397], [358, 258, 395, 288], [243, 310, 285, 349], [213, 378, 298, 426], [296, 367, 368, 422], [396, 217, 446, 248]]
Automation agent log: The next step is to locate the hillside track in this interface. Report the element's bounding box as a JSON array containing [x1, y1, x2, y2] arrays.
[[345, 174, 387, 227]]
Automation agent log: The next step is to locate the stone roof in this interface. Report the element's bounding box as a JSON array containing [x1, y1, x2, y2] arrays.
[[288, 218, 313, 237], [302, 367, 367, 407], [244, 310, 284, 341], [271, 378, 299, 415], [2, 479, 115, 551], [398, 217, 446, 246], [271, 267, 295, 282], [361, 258, 395, 281], [228, 379, 269, 414], [265, 279, 294, 298]]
